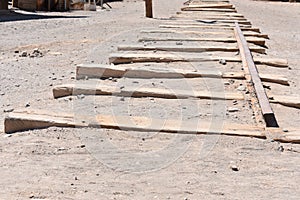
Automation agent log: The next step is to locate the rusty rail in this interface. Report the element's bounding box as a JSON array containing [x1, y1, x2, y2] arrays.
[[234, 22, 279, 127]]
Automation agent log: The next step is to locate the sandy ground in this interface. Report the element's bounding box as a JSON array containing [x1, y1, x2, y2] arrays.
[[0, 0, 299, 199]]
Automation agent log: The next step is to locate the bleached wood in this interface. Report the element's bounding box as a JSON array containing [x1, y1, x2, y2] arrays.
[[53, 83, 245, 100], [5, 110, 265, 139]]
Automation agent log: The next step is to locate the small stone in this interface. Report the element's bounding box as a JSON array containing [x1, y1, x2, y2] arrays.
[[278, 146, 284, 152], [224, 81, 230, 85], [25, 102, 30, 107], [237, 85, 246, 91], [219, 59, 227, 65], [232, 100, 238, 105], [4, 107, 14, 113], [132, 81, 139, 84], [120, 97, 125, 101], [0, 92, 5, 96], [228, 107, 239, 112], [282, 129, 289, 132], [231, 165, 239, 171], [176, 42, 183, 45], [20, 51, 27, 57], [33, 48, 40, 53], [14, 50, 19, 54], [77, 94, 85, 99]]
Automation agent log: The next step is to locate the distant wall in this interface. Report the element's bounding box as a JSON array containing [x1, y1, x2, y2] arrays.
[[0, 0, 8, 10]]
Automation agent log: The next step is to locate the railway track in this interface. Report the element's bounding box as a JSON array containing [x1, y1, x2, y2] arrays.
[[4, 0, 300, 143]]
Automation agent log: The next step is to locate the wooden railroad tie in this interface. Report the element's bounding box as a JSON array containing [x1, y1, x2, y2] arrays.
[[4, 110, 266, 138], [108, 52, 288, 68]]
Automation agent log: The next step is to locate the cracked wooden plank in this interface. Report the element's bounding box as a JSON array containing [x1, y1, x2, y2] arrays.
[[4, 110, 266, 139]]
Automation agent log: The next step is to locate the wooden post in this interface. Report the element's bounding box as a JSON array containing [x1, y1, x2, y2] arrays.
[[145, 0, 153, 18], [0, 0, 8, 10]]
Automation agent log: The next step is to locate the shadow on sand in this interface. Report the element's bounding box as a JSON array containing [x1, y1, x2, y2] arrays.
[[0, 10, 88, 23]]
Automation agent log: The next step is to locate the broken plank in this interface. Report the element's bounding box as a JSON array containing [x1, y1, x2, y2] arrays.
[[53, 83, 245, 100], [182, 3, 234, 9], [4, 110, 266, 139], [166, 19, 252, 25], [138, 37, 266, 46], [109, 53, 288, 67], [159, 25, 260, 33], [76, 64, 245, 79], [234, 22, 278, 127], [160, 23, 252, 28], [259, 74, 289, 86], [273, 130, 300, 144], [118, 44, 266, 54], [269, 95, 300, 109], [181, 8, 236, 12], [76, 64, 288, 86], [140, 29, 269, 39], [176, 11, 244, 17]]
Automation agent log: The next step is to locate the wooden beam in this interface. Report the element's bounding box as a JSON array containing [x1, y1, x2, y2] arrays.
[[4, 110, 266, 139], [76, 64, 289, 85], [234, 22, 278, 127], [159, 25, 261, 33], [166, 19, 252, 25], [118, 44, 266, 54], [177, 11, 244, 17], [138, 37, 266, 46], [269, 95, 300, 109], [140, 29, 269, 39], [182, 3, 234, 9], [171, 15, 247, 21], [108, 53, 288, 67], [76, 64, 245, 79], [160, 23, 252, 28], [145, 0, 153, 18], [181, 8, 236, 12], [52, 83, 244, 100]]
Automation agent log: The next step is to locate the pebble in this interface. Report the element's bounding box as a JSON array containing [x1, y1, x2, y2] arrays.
[[25, 102, 30, 107], [4, 107, 14, 113], [77, 94, 85, 99], [232, 100, 238, 105], [0, 92, 5, 96], [278, 146, 284, 152], [20, 51, 27, 57], [231, 165, 239, 171], [219, 59, 227, 65], [237, 85, 246, 91], [283, 129, 289, 132], [176, 42, 183, 45], [228, 107, 239, 112], [120, 97, 125, 101], [132, 81, 139, 84]]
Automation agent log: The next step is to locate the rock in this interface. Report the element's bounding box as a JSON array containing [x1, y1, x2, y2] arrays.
[[33, 48, 40, 53], [231, 165, 239, 171], [0, 92, 5, 96], [237, 85, 246, 91], [4, 107, 14, 113], [176, 42, 183, 45], [232, 100, 238, 105], [14, 50, 19, 54], [77, 94, 85, 99], [219, 59, 227, 65], [283, 129, 289, 132], [132, 81, 139, 84], [278, 145, 284, 152], [120, 97, 125, 101], [228, 107, 239, 112], [20, 51, 27, 57], [25, 102, 31, 107], [224, 81, 230, 85]]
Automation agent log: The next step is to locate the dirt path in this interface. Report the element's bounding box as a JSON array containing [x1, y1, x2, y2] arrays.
[[0, 0, 299, 199]]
